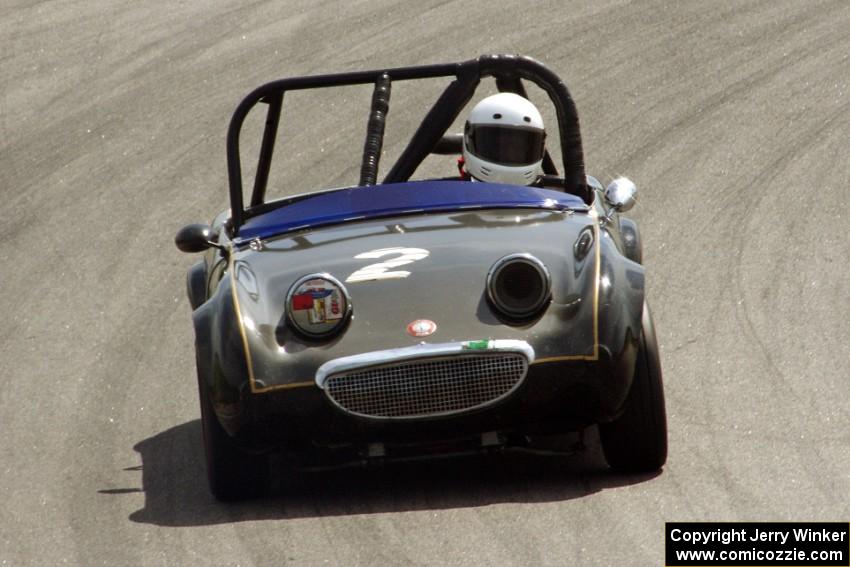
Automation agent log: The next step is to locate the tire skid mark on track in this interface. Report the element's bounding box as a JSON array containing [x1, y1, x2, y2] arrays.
[[615, 2, 848, 183], [729, 99, 850, 385]]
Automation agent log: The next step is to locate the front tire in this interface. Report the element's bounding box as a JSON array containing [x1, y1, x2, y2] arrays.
[[599, 302, 667, 472], [198, 366, 269, 501]]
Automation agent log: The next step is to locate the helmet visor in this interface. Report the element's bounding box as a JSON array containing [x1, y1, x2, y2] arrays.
[[466, 124, 545, 166]]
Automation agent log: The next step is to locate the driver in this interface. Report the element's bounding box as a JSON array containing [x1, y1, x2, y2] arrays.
[[460, 92, 546, 186]]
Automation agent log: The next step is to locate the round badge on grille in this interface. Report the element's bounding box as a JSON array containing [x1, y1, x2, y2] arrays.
[[406, 319, 437, 337]]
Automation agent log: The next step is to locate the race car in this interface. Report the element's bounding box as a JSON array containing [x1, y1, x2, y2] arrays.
[[175, 54, 667, 500]]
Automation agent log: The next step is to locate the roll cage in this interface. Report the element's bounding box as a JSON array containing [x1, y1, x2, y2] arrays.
[[227, 54, 589, 235]]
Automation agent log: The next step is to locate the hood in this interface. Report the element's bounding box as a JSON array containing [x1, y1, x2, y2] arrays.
[[229, 187, 600, 392]]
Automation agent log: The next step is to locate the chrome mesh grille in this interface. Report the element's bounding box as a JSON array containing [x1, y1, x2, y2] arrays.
[[324, 353, 528, 419]]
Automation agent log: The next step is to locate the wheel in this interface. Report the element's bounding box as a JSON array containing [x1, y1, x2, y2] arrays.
[[197, 365, 269, 501], [599, 302, 668, 472]]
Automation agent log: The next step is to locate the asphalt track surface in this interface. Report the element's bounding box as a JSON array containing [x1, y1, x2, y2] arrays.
[[3, 1, 849, 565]]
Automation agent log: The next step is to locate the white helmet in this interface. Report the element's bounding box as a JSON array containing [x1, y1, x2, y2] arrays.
[[463, 92, 546, 186]]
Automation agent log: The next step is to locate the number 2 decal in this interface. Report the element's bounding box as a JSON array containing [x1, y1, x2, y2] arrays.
[[346, 247, 430, 283]]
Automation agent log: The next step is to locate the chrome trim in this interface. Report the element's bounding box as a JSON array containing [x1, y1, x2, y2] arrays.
[[285, 272, 353, 339], [573, 227, 594, 261], [315, 339, 535, 389], [585, 174, 604, 192], [485, 253, 551, 320], [603, 177, 637, 213], [325, 350, 529, 421]]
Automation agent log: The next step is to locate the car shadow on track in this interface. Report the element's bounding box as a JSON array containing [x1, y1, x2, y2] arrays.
[[120, 420, 660, 527]]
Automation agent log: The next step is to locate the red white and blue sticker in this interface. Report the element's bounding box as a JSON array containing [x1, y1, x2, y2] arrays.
[[290, 279, 345, 326]]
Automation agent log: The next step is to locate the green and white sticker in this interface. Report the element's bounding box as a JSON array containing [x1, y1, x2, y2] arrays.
[[463, 339, 494, 350]]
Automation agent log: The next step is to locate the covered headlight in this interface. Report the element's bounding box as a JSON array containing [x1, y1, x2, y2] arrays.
[[286, 274, 352, 339], [486, 253, 551, 323]]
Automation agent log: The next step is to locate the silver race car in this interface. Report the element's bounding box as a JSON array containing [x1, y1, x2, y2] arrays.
[[176, 54, 667, 500]]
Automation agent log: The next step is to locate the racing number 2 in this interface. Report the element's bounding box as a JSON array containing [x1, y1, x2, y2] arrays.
[[345, 247, 429, 283]]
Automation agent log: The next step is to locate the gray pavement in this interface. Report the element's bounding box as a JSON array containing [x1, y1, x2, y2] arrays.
[[2, 1, 848, 565]]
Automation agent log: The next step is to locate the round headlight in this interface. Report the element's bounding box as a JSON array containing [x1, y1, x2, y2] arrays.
[[286, 274, 352, 339], [487, 254, 551, 323]]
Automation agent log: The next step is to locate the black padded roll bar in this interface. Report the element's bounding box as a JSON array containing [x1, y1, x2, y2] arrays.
[[431, 133, 463, 154], [359, 74, 391, 186], [226, 55, 589, 234], [480, 55, 586, 195], [383, 63, 480, 184], [250, 93, 282, 207], [494, 75, 558, 176]]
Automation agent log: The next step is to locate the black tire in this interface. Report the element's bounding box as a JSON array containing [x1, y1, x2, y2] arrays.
[[599, 302, 667, 472], [197, 367, 269, 501]]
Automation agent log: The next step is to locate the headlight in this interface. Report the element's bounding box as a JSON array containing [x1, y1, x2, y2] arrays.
[[486, 254, 551, 323], [286, 273, 352, 339]]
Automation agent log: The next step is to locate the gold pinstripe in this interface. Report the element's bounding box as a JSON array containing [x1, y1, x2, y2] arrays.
[[229, 249, 317, 393], [532, 214, 601, 365], [228, 249, 257, 390], [256, 380, 315, 391]]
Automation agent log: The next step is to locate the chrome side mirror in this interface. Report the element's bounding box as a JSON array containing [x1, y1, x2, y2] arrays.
[[604, 177, 637, 213], [175, 223, 214, 253]]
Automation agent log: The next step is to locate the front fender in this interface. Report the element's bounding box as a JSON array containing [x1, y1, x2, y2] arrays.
[[596, 232, 645, 411], [618, 217, 642, 264], [186, 260, 207, 310], [192, 275, 251, 436]]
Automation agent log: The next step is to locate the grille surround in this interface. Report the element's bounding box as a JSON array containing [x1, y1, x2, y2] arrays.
[[323, 352, 529, 419]]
